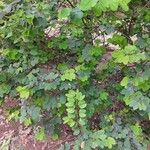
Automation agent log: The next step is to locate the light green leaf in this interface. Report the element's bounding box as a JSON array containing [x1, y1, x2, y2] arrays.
[[79, 111, 86, 118], [120, 77, 129, 87], [61, 69, 76, 81], [109, 0, 119, 11], [79, 118, 86, 126], [131, 123, 142, 136], [67, 108, 75, 114], [69, 120, 76, 127], [24, 118, 32, 127], [16, 86, 30, 99], [79, 0, 98, 11], [79, 103, 87, 109], [99, 91, 108, 100], [106, 137, 116, 149], [58, 8, 72, 19], [35, 128, 45, 141]]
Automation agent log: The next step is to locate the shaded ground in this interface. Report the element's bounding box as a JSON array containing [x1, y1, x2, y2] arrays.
[[0, 99, 74, 150]]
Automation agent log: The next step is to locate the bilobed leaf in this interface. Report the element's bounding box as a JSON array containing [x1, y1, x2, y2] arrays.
[[120, 77, 129, 87], [61, 69, 76, 81], [79, 111, 86, 118], [119, 0, 131, 11], [69, 120, 76, 127], [35, 128, 45, 141], [67, 108, 75, 113], [24, 118, 32, 126], [109, 0, 119, 11], [71, 7, 83, 20], [26, 14, 34, 24], [16, 86, 30, 99], [28, 106, 41, 122], [79, 118, 86, 126], [79, 0, 98, 11], [76, 91, 85, 101], [58, 8, 72, 19], [131, 123, 142, 136], [108, 34, 127, 48], [63, 116, 70, 123], [99, 91, 108, 100], [0, 83, 11, 98], [82, 46, 93, 62], [106, 137, 116, 149], [79, 103, 87, 109]]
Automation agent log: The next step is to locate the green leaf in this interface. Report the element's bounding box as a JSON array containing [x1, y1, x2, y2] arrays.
[[69, 120, 76, 127], [79, 111, 86, 118], [0, 84, 11, 98], [59, 41, 68, 50], [28, 106, 41, 122], [131, 123, 142, 136], [82, 46, 93, 62], [79, 118, 86, 126], [66, 101, 74, 107], [109, 0, 119, 11], [79, 103, 87, 109], [79, 0, 98, 11], [99, 91, 108, 100], [26, 14, 34, 24], [106, 137, 116, 149], [90, 46, 103, 57], [16, 86, 30, 99], [108, 34, 127, 48], [67, 108, 75, 113], [24, 118, 32, 127], [61, 69, 76, 81], [51, 134, 59, 140], [119, 0, 131, 11], [35, 128, 45, 141], [113, 51, 129, 65], [120, 77, 129, 88], [66, 90, 76, 98], [76, 91, 85, 101], [63, 116, 70, 124], [58, 8, 72, 19]]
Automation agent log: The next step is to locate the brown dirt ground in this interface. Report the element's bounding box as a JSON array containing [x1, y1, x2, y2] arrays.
[[0, 98, 75, 150]]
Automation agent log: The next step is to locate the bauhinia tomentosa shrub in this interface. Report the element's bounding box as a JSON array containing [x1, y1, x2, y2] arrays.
[[0, 0, 150, 149]]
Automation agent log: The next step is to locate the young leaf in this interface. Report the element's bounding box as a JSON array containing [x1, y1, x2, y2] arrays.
[[16, 86, 30, 99], [35, 128, 45, 141], [61, 69, 76, 81], [58, 8, 72, 19], [106, 137, 116, 149], [120, 77, 129, 88], [79, 0, 98, 11]]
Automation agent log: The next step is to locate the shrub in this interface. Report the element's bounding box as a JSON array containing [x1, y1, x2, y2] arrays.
[[0, 0, 149, 149]]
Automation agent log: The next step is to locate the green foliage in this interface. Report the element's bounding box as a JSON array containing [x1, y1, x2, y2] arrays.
[[79, 0, 98, 11], [61, 69, 76, 81], [16, 86, 30, 99], [108, 34, 128, 48], [35, 128, 45, 141], [58, 8, 72, 19], [72, 129, 116, 150], [120, 76, 129, 88], [113, 45, 147, 65], [94, 0, 131, 15], [0, 0, 149, 149], [63, 90, 86, 132]]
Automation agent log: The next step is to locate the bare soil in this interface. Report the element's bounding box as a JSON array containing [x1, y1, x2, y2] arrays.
[[0, 99, 74, 150]]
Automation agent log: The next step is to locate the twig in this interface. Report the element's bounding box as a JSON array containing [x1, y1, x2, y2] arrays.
[[66, 0, 74, 8]]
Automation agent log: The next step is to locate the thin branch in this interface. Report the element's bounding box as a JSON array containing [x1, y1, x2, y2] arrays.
[[66, 0, 74, 8]]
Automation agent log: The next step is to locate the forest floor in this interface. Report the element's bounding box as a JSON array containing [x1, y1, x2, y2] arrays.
[[0, 50, 113, 150], [0, 99, 75, 150]]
